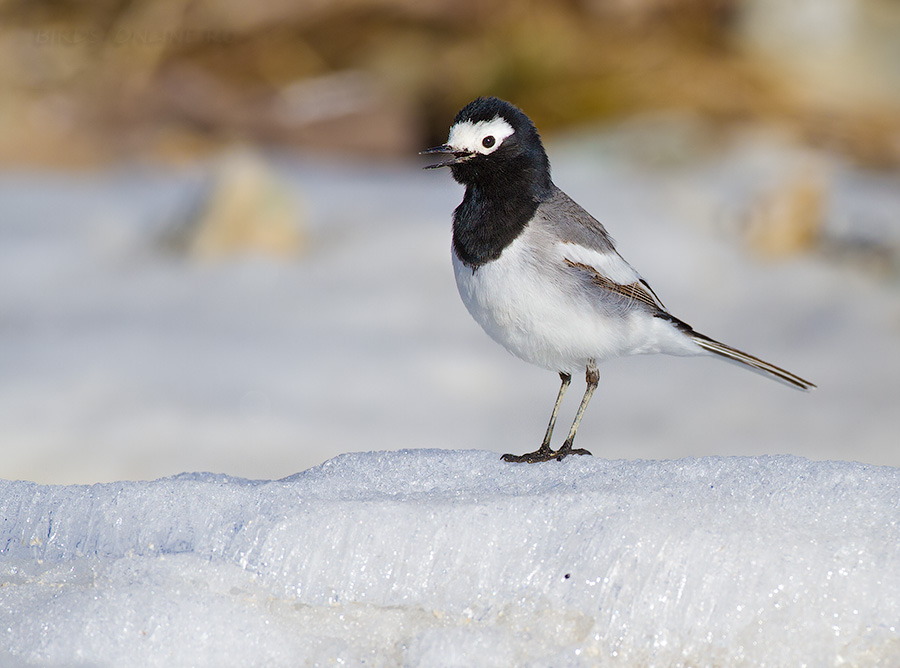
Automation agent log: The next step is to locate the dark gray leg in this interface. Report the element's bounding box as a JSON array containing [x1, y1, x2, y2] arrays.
[[540, 372, 571, 448], [502, 365, 595, 463], [554, 361, 599, 460]]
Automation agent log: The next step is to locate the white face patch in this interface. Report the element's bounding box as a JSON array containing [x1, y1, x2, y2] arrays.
[[447, 116, 515, 156]]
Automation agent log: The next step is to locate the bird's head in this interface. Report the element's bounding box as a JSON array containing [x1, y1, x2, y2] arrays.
[[421, 97, 551, 193]]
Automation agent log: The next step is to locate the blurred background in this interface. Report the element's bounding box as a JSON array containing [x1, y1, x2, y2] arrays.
[[1, 0, 899, 483]]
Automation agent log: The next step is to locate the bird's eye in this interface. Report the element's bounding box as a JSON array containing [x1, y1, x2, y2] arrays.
[[482, 135, 496, 148]]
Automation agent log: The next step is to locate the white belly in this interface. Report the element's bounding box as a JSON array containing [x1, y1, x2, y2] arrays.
[[453, 243, 611, 374], [452, 229, 699, 374]]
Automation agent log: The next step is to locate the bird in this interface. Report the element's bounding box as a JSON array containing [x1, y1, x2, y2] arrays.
[[421, 96, 815, 463]]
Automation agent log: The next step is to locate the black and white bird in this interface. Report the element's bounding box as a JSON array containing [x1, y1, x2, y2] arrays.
[[422, 96, 815, 463]]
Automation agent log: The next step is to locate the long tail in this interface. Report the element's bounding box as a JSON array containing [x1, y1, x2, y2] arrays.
[[690, 331, 816, 391]]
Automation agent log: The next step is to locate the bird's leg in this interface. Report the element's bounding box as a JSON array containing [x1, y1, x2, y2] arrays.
[[554, 361, 599, 460], [502, 368, 594, 463], [502, 371, 572, 464], [501, 372, 570, 463], [540, 372, 571, 449]]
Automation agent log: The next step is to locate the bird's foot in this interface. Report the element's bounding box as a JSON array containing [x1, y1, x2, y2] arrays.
[[501, 441, 592, 464]]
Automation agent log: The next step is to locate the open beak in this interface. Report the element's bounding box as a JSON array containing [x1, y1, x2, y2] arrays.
[[420, 144, 473, 170]]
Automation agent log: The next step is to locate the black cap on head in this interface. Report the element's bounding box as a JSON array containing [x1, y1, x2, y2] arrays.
[[453, 97, 540, 143], [448, 97, 551, 193]]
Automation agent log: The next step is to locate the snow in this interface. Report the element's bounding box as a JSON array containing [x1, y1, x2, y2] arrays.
[[2, 450, 899, 666]]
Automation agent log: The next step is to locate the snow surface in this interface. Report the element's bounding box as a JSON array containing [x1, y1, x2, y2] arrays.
[[2, 450, 899, 667]]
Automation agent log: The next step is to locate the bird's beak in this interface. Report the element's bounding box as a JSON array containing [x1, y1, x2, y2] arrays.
[[420, 144, 473, 170]]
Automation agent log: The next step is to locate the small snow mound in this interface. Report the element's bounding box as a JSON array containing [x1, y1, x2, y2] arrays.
[[2, 451, 899, 667]]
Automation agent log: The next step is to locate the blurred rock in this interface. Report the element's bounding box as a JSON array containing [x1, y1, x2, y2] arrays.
[[745, 168, 826, 258], [168, 151, 306, 258]]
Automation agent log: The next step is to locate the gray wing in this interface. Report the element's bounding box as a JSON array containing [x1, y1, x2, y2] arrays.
[[538, 187, 617, 254], [536, 187, 667, 313], [563, 259, 666, 312]]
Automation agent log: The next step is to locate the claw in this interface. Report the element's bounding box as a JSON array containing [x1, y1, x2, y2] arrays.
[[501, 444, 592, 464]]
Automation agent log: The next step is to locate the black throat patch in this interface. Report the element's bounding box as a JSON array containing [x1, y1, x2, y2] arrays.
[[452, 187, 537, 268], [451, 160, 551, 269]]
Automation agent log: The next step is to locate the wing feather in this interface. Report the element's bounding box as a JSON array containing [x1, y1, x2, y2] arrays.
[[563, 258, 665, 312]]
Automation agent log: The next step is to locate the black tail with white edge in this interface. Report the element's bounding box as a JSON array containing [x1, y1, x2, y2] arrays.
[[691, 332, 816, 391]]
